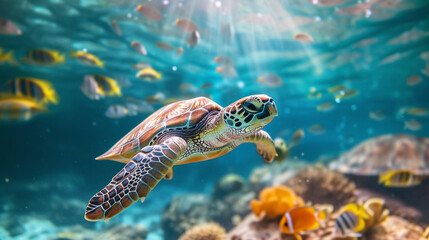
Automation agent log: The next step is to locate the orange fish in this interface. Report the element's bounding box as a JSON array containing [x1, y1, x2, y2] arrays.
[[250, 186, 304, 219], [279, 206, 326, 240], [294, 33, 313, 43]]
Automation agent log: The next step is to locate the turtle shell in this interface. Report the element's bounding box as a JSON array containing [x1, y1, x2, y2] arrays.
[[97, 97, 221, 162], [329, 134, 429, 176]]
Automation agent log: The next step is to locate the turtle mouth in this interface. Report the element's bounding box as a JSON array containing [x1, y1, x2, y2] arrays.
[[256, 101, 278, 120]]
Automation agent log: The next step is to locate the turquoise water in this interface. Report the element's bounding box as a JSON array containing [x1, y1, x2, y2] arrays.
[[1, 0, 428, 239]]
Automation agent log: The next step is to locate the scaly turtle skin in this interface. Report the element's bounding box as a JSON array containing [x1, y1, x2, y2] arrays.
[[85, 94, 278, 221], [329, 134, 429, 176]]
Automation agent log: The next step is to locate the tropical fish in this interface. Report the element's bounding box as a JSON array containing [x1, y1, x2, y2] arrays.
[[200, 82, 213, 90], [290, 129, 304, 148], [378, 170, 421, 187], [91, 75, 121, 97], [258, 73, 282, 87], [156, 42, 173, 51], [406, 107, 427, 116], [327, 85, 347, 93], [105, 104, 129, 119], [131, 41, 147, 55], [136, 5, 162, 22], [125, 103, 138, 116], [335, 90, 358, 99], [362, 198, 389, 230], [407, 75, 422, 86], [214, 56, 234, 66], [308, 124, 325, 135], [133, 62, 152, 69], [0, 48, 18, 65], [127, 98, 154, 113], [333, 203, 368, 238], [0, 96, 46, 121], [250, 186, 304, 220], [216, 66, 238, 78], [22, 49, 65, 66], [176, 47, 184, 55], [0, 18, 22, 35], [7, 77, 58, 105], [274, 137, 288, 162], [404, 118, 422, 131], [333, 211, 363, 238], [110, 20, 121, 36], [317, 102, 334, 111], [136, 68, 162, 82], [187, 30, 200, 47], [146, 92, 165, 103], [369, 110, 386, 121], [307, 92, 322, 99], [294, 33, 313, 43], [70, 50, 104, 68], [81, 75, 103, 100], [279, 206, 326, 240], [175, 18, 198, 32]]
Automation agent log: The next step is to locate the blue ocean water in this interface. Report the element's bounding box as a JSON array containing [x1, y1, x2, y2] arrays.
[[0, 0, 428, 239]]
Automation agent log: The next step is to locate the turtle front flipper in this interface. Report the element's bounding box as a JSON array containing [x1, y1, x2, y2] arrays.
[[85, 137, 187, 222], [242, 130, 277, 163]]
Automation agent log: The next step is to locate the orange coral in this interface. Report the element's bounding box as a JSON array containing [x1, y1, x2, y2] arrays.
[[250, 186, 304, 219]]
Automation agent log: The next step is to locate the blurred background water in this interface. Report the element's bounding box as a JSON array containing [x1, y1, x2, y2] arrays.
[[0, 0, 428, 239]]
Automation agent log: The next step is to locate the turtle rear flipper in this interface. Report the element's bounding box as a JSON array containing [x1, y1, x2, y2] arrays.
[[85, 137, 187, 222]]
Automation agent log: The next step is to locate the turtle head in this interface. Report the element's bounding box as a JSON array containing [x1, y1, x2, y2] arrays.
[[223, 94, 278, 135]]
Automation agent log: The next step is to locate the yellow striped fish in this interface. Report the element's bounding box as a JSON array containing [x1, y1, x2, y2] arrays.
[[70, 50, 104, 68], [136, 68, 162, 82], [332, 203, 368, 238], [22, 49, 65, 65], [0, 95, 47, 121], [378, 170, 421, 187], [0, 48, 18, 65], [91, 75, 121, 97], [7, 77, 58, 105]]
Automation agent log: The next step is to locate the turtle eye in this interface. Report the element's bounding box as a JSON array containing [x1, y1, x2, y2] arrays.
[[242, 100, 260, 113]]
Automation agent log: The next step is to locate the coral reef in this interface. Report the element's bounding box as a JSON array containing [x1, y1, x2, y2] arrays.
[[285, 165, 356, 209], [227, 214, 295, 240], [250, 186, 303, 219], [161, 194, 212, 240], [161, 174, 253, 239], [178, 222, 226, 240], [57, 224, 148, 240]]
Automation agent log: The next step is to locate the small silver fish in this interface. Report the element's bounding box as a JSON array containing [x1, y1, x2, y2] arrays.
[[0, 18, 22, 35], [81, 75, 103, 100], [111, 20, 122, 36], [105, 104, 129, 119], [187, 30, 200, 47], [131, 41, 147, 55]]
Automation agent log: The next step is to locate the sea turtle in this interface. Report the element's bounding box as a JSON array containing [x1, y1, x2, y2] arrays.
[[85, 94, 278, 221], [329, 134, 429, 180]]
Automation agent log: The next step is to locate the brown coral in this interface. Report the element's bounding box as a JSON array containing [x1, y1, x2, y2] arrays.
[[178, 222, 226, 240], [285, 165, 356, 209]]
